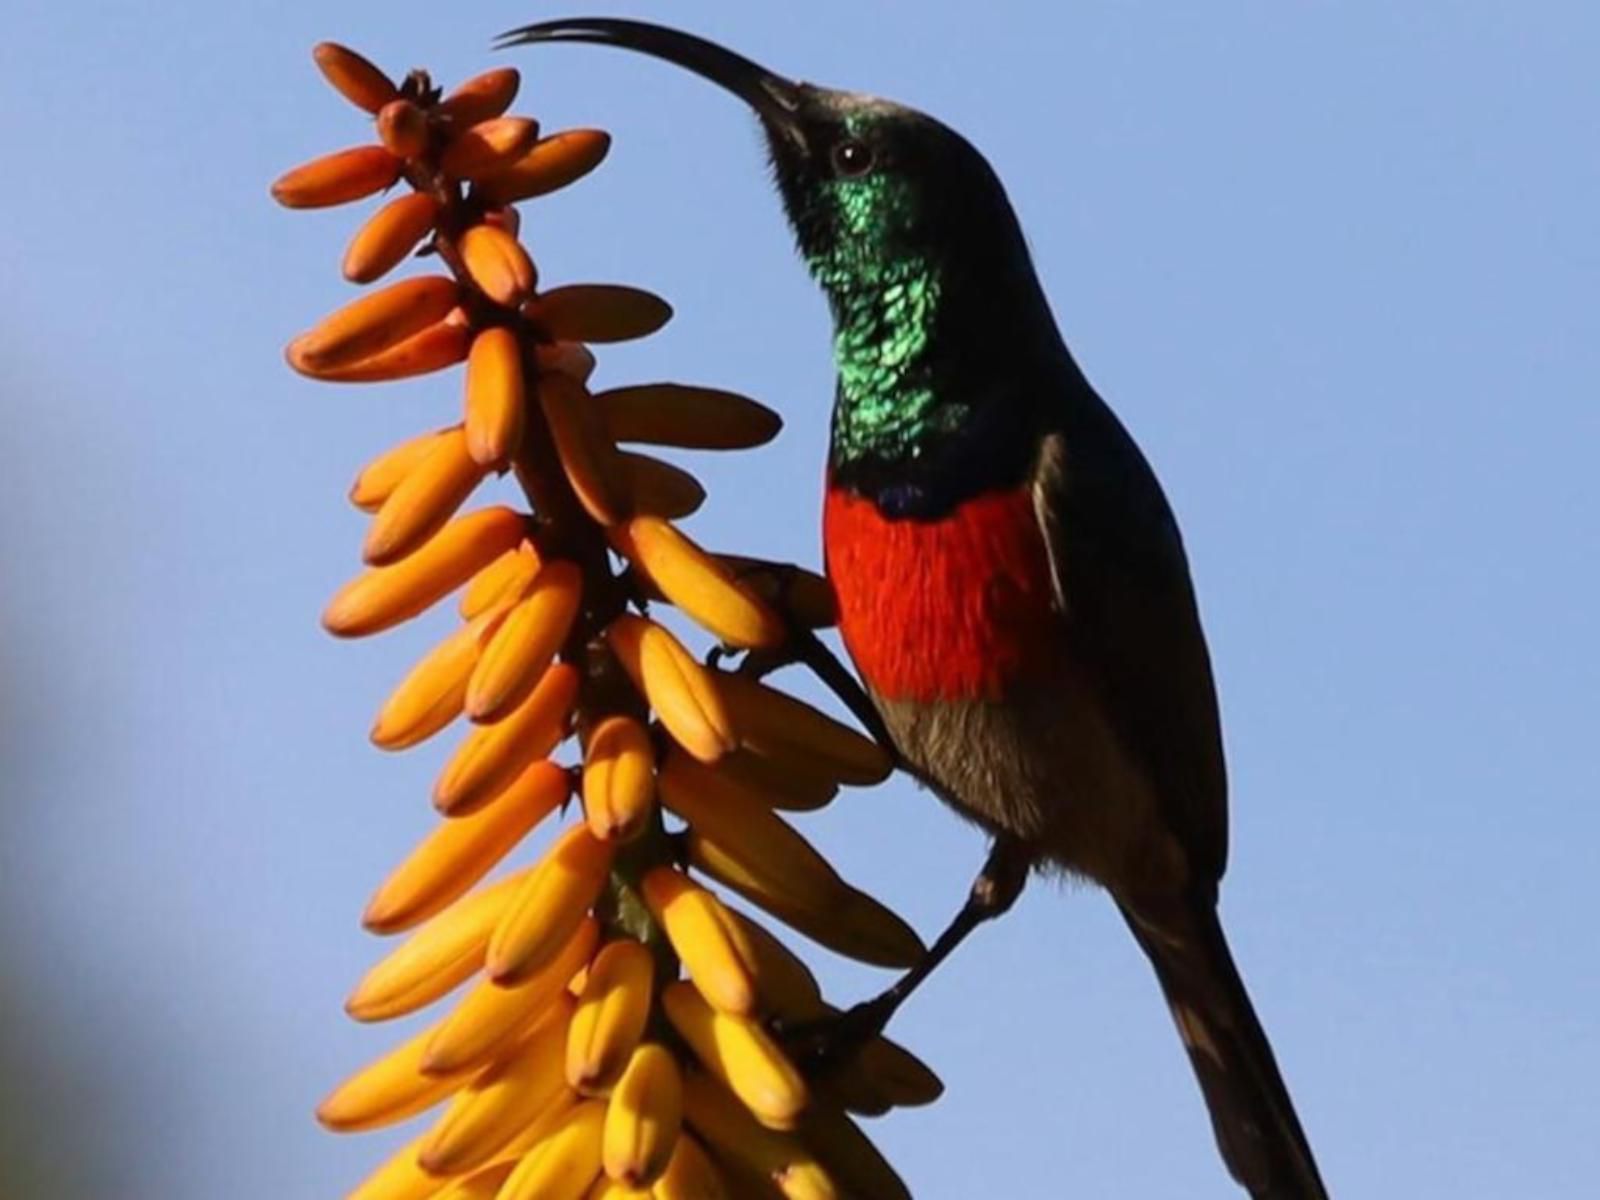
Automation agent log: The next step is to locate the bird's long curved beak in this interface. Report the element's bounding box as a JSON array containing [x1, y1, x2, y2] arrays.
[[495, 17, 803, 141]]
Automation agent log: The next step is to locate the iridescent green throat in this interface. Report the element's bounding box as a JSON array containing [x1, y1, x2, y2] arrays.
[[822, 256, 959, 465], [807, 175, 966, 467]]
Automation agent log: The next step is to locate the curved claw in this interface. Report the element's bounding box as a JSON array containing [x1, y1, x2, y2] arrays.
[[776, 1000, 892, 1075]]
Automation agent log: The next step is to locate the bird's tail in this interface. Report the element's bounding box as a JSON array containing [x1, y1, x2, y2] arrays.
[[1119, 897, 1328, 1200]]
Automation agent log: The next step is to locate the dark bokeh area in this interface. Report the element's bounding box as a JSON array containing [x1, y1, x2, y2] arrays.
[[0, 353, 146, 1197]]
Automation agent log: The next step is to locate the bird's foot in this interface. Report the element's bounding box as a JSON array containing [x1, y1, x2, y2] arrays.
[[775, 997, 895, 1074]]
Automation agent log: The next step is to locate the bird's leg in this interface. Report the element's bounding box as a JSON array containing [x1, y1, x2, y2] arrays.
[[781, 835, 1032, 1068]]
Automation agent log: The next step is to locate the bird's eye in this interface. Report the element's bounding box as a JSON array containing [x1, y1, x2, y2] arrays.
[[830, 139, 875, 177]]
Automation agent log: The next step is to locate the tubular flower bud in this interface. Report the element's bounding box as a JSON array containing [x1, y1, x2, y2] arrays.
[[369, 606, 507, 752], [271, 144, 401, 208], [715, 557, 838, 629], [345, 870, 530, 1022], [486, 205, 522, 236], [418, 997, 575, 1175], [661, 764, 923, 969], [715, 671, 893, 786], [641, 867, 759, 1017], [799, 1105, 912, 1200], [440, 67, 522, 126], [459, 542, 540, 619], [349, 426, 453, 512], [463, 327, 526, 466], [498, 1100, 607, 1200], [441, 116, 542, 179], [662, 982, 808, 1132], [291, 275, 461, 371], [465, 560, 582, 722], [316, 1019, 472, 1132], [723, 909, 826, 1020], [487, 824, 615, 984], [434, 1162, 518, 1200], [344, 1134, 440, 1200], [312, 42, 397, 113], [460, 222, 538, 307], [363, 759, 568, 933], [651, 1133, 729, 1200], [323, 506, 528, 637], [423, 916, 599, 1077], [474, 129, 612, 204], [611, 516, 785, 650], [566, 939, 655, 1093], [604, 615, 735, 764], [343, 192, 440, 284], [364, 426, 489, 565], [681, 746, 838, 814], [529, 284, 672, 344], [597, 384, 781, 450], [581, 715, 656, 842], [376, 98, 430, 159], [433, 662, 579, 816], [839, 1035, 945, 1111], [539, 371, 633, 525], [619, 453, 705, 521], [292, 318, 471, 384], [681, 1073, 837, 1200], [536, 340, 598, 383], [586, 1179, 650, 1200], [602, 1043, 683, 1187]]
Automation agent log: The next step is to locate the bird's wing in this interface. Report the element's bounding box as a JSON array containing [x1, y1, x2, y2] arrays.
[[1034, 399, 1327, 1196], [1031, 415, 1229, 888]]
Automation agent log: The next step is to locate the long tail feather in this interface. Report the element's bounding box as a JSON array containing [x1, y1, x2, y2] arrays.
[[1120, 897, 1328, 1199]]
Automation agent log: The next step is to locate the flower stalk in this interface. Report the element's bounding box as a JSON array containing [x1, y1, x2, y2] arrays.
[[277, 40, 934, 1200]]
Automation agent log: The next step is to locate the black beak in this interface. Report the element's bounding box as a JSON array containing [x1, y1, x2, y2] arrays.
[[495, 17, 803, 142]]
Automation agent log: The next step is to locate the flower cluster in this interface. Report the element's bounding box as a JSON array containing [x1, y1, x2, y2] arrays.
[[273, 42, 937, 1200]]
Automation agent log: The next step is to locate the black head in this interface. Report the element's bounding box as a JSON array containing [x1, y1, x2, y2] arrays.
[[496, 18, 1023, 286]]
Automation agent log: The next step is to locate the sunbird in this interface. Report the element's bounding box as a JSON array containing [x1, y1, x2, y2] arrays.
[[501, 18, 1328, 1198]]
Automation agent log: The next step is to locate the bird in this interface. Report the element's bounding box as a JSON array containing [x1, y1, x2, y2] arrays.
[[499, 17, 1329, 1199]]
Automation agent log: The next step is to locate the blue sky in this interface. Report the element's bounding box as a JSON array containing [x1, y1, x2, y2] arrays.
[[1, 2, 1596, 1197]]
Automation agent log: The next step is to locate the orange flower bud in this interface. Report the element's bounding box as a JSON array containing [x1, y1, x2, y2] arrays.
[[464, 328, 527, 467], [433, 662, 579, 816], [271, 144, 401, 209], [376, 98, 430, 159], [597, 384, 781, 451], [609, 516, 785, 650], [539, 372, 632, 526], [291, 318, 470, 383], [291, 275, 461, 371], [486, 825, 615, 984], [323, 507, 528, 637], [343, 192, 440, 284], [441, 117, 541, 180], [370, 606, 505, 752], [363, 759, 568, 933], [460, 542, 541, 619], [582, 716, 655, 841], [475, 130, 612, 205], [364, 427, 489, 565], [312, 42, 397, 113], [605, 615, 735, 764], [529, 285, 672, 344], [439, 67, 521, 126], [465, 560, 583, 722], [349, 426, 453, 512], [620, 453, 705, 521], [460, 223, 538, 307]]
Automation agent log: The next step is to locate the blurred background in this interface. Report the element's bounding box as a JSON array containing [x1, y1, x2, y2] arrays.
[[2, 1, 1596, 1196]]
